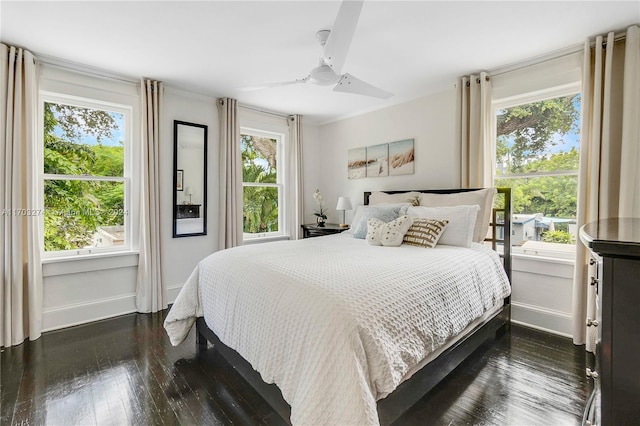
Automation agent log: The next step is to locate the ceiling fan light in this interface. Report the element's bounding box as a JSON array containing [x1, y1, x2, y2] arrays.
[[309, 65, 341, 86]]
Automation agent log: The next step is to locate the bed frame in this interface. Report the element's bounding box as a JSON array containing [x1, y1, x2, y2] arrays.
[[196, 187, 512, 425]]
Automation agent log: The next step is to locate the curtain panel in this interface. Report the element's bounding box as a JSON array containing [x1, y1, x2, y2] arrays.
[[287, 114, 304, 240], [136, 79, 166, 313], [218, 98, 243, 249], [1, 43, 43, 347], [458, 71, 493, 189], [572, 25, 640, 350]]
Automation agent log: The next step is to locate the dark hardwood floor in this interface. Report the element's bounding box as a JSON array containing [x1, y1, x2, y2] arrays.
[[1, 310, 593, 425]]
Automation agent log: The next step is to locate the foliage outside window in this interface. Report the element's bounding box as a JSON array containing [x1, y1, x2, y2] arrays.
[[494, 93, 581, 246], [241, 131, 282, 237], [42, 98, 128, 254]]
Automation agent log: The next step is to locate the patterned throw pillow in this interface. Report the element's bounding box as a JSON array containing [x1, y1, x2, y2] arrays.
[[352, 206, 402, 239], [366, 215, 414, 247], [403, 218, 449, 248]]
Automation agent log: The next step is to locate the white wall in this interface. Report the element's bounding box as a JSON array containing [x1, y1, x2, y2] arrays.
[[40, 66, 141, 331], [316, 88, 459, 225], [511, 255, 574, 336], [41, 75, 220, 330], [162, 88, 219, 301]]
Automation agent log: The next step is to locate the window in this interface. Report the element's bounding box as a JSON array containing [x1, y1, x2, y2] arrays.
[[241, 129, 284, 239], [41, 94, 131, 256], [493, 89, 581, 255]]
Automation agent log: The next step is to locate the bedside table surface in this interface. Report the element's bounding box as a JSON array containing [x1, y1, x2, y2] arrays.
[[301, 223, 350, 238]]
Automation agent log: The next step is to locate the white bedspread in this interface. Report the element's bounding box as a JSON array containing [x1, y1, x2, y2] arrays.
[[165, 234, 510, 425]]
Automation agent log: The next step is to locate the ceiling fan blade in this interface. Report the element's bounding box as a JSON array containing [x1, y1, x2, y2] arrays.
[[333, 73, 393, 99], [321, 0, 363, 75], [239, 77, 309, 91]]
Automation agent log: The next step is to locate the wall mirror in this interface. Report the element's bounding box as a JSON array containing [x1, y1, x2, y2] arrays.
[[173, 120, 207, 237]]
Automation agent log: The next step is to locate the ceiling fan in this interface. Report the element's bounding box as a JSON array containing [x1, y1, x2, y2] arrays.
[[241, 0, 393, 99]]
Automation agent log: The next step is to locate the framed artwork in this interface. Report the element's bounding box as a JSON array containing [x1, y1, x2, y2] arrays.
[[366, 143, 389, 177], [176, 169, 184, 191], [389, 139, 415, 176], [348, 147, 367, 179]]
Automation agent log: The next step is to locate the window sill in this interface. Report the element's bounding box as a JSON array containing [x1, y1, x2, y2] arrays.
[[512, 252, 575, 266], [42, 250, 139, 277], [512, 240, 575, 261]]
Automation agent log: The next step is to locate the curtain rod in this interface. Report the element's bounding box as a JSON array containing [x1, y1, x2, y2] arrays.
[[489, 30, 629, 79], [489, 44, 583, 78], [238, 103, 291, 119], [34, 52, 139, 85]]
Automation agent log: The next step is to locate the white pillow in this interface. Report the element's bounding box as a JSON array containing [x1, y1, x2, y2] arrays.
[[368, 191, 421, 206], [366, 215, 414, 247], [407, 205, 480, 247], [419, 189, 496, 243]]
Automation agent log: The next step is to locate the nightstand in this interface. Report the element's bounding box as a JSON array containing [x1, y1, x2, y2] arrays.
[[301, 223, 349, 238], [176, 204, 201, 219]]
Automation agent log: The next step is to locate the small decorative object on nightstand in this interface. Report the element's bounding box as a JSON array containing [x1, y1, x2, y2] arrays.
[[336, 196, 352, 228], [302, 223, 349, 239], [313, 189, 328, 227]]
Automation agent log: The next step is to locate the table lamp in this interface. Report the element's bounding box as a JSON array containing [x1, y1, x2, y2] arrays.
[[336, 196, 352, 228]]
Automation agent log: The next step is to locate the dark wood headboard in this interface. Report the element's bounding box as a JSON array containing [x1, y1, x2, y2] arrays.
[[364, 188, 512, 282]]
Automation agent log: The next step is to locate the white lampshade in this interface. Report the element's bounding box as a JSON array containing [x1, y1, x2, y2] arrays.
[[185, 186, 193, 195], [336, 197, 352, 211]]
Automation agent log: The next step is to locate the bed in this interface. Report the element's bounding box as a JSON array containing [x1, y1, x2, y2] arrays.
[[165, 188, 512, 425]]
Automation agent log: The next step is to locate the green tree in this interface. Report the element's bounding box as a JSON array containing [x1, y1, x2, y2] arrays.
[[43, 102, 123, 251], [241, 134, 279, 233], [496, 148, 579, 218], [496, 95, 580, 245], [542, 230, 576, 244], [497, 95, 580, 172]]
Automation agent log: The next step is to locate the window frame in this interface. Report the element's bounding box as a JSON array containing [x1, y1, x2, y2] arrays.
[[39, 91, 133, 258], [240, 126, 286, 240], [491, 83, 581, 256]]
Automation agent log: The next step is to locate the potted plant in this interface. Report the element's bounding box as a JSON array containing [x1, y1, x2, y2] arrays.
[[313, 189, 328, 227]]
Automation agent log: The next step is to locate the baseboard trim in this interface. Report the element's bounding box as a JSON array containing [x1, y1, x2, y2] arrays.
[[167, 283, 184, 304], [42, 293, 137, 332], [511, 301, 572, 337]]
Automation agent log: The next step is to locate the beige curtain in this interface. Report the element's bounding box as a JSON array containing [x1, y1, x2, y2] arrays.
[[618, 26, 640, 217], [1, 43, 43, 347], [218, 98, 243, 249], [573, 25, 640, 351], [288, 114, 304, 240], [136, 79, 165, 313], [458, 71, 493, 188]]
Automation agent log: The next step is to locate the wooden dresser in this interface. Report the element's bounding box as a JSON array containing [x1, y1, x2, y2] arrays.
[[580, 218, 640, 426]]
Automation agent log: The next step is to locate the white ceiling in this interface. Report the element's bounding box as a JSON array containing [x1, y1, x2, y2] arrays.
[[2, 1, 639, 123]]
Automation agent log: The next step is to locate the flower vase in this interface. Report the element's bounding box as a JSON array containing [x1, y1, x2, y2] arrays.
[[316, 217, 326, 227]]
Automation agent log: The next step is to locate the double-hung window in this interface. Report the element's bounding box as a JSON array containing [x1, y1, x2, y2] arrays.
[[241, 128, 285, 239], [41, 93, 131, 256], [493, 87, 581, 257]]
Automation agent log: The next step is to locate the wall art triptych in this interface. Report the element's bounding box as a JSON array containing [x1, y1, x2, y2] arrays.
[[348, 138, 415, 179]]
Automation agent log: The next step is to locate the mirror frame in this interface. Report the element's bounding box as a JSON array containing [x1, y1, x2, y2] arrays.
[[173, 120, 208, 238]]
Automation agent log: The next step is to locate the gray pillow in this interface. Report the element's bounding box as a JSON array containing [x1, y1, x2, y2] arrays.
[[352, 206, 402, 239]]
